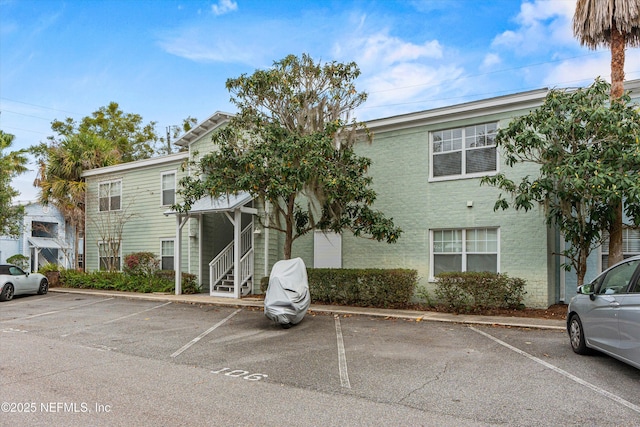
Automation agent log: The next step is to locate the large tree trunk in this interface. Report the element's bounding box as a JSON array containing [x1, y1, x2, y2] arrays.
[[284, 196, 295, 260], [608, 202, 624, 267], [610, 22, 625, 100], [607, 23, 625, 267]]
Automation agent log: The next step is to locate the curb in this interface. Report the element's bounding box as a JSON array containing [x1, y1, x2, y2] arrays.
[[49, 288, 567, 331]]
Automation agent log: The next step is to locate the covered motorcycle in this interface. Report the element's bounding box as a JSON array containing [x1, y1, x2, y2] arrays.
[[264, 258, 310, 328]]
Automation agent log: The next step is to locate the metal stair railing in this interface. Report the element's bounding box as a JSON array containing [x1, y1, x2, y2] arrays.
[[209, 224, 253, 292]]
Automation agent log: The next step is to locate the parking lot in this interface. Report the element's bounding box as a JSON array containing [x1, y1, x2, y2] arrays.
[[2, 292, 639, 426]]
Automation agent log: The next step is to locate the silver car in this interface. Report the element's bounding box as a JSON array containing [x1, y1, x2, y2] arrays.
[[567, 255, 640, 369], [0, 264, 49, 302]]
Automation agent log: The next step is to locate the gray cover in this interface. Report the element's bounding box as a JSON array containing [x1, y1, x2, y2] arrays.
[[264, 257, 310, 327]]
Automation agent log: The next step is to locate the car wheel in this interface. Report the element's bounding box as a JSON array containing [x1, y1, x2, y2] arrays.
[[37, 279, 49, 295], [0, 284, 15, 301], [569, 314, 589, 355]]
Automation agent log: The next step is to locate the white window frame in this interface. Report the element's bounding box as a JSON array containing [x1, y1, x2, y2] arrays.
[[98, 240, 122, 271], [98, 179, 122, 212], [601, 228, 640, 271], [161, 239, 175, 271], [429, 227, 500, 280], [429, 122, 498, 181], [161, 171, 176, 207]]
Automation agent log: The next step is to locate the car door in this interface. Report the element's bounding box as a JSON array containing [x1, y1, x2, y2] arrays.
[[616, 268, 640, 366], [584, 259, 640, 353], [9, 266, 37, 294]]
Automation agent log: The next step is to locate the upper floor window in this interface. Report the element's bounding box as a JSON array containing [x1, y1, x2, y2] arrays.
[[161, 172, 176, 206], [431, 122, 497, 180], [32, 221, 57, 238], [99, 180, 121, 212]]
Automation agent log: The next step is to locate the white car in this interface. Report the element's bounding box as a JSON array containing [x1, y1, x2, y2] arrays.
[[0, 264, 49, 301], [567, 255, 640, 369]]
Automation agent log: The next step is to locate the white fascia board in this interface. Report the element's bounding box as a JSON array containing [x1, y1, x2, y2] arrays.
[[81, 152, 189, 178], [173, 111, 235, 148], [366, 89, 549, 133], [365, 78, 640, 133]]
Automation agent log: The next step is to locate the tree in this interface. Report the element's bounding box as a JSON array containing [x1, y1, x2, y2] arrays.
[[573, 0, 640, 266], [33, 133, 121, 269], [159, 116, 199, 155], [90, 200, 135, 272], [481, 79, 640, 286], [0, 131, 28, 237], [178, 54, 401, 259], [48, 102, 159, 162]]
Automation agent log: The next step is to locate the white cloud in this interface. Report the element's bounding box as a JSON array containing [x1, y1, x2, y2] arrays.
[[356, 31, 443, 67], [543, 49, 640, 87], [481, 53, 502, 69], [211, 0, 237, 16], [332, 24, 465, 119], [492, 0, 575, 54]]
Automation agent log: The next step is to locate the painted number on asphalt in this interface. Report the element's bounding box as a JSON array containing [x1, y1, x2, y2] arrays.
[[211, 368, 268, 381]]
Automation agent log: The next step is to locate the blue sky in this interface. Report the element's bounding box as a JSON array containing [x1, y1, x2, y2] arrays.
[[1, 0, 639, 201]]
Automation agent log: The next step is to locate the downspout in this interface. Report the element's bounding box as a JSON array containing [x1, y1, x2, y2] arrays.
[[264, 201, 270, 278]]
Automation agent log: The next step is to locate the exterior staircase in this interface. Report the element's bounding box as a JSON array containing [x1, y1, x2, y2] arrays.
[[214, 273, 252, 295], [209, 223, 253, 296]]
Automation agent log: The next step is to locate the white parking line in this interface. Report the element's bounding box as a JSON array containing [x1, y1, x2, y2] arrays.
[[0, 297, 115, 322], [470, 326, 640, 415], [171, 309, 242, 358], [334, 315, 351, 389], [103, 302, 172, 324]]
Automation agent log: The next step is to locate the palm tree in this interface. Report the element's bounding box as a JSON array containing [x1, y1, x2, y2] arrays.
[[573, 0, 640, 266], [0, 130, 28, 237], [34, 133, 120, 269]]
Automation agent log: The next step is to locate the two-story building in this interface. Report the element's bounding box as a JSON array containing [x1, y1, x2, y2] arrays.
[[82, 80, 640, 308], [0, 201, 78, 272]]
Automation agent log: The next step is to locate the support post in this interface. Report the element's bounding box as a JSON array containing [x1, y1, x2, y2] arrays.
[[233, 208, 241, 298]]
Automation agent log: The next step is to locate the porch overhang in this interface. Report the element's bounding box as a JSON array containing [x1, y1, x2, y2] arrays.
[[28, 237, 63, 249], [164, 192, 255, 216], [165, 192, 255, 297]]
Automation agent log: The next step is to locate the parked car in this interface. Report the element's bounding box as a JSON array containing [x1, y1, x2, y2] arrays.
[[0, 264, 49, 301], [567, 255, 640, 369]]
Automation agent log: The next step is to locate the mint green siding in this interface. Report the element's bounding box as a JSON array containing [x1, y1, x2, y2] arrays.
[[288, 109, 553, 307], [84, 155, 190, 276]]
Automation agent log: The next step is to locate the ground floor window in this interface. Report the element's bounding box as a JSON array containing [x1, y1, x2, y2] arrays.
[[161, 240, 175, 270], [601, 228, 640, 269], [99, 241, 121, 271], [431, 228, 499, 278]]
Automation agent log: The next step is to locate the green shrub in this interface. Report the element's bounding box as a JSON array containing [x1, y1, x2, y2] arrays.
[[124, 252, 160, 276], [59, 269, 200, 294], [434, 272, 527, 313], [260, 276, 269, 293], [38, 263, 62, 274], [155, 270, 200, 294], [7, 254, 29, 270], [308, 268, 418, 308]]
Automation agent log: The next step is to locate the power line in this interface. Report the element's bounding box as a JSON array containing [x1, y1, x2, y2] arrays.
[[0, 97, 81, 116]]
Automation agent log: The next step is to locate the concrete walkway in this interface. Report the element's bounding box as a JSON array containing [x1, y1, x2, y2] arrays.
[[49, 287, 566, 331]]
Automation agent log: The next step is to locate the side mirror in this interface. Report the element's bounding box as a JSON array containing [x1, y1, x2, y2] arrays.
[[577, 284, 596, 300]]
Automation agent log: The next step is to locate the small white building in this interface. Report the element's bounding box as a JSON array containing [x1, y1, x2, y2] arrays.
[[0, 201, 78, 272]]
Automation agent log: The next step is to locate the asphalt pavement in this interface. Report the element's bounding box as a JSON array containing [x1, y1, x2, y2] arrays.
[[49, 287, 566, 331]]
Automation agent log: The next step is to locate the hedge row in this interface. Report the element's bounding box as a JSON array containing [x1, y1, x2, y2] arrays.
[[307, 268, 418, 308], [59, 269, 200, 294], [434, 271, 527, 313]]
